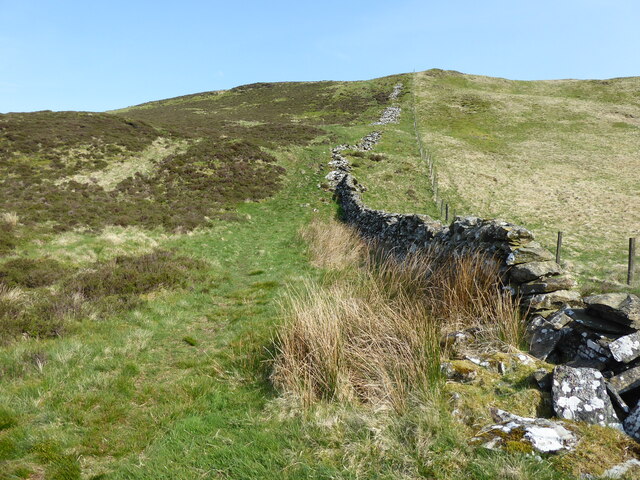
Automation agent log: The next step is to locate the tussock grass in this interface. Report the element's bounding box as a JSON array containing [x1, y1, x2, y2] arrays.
[[0, 212, 19, 229], [272, 219, 523, 410], [299, 216, 364, 270]]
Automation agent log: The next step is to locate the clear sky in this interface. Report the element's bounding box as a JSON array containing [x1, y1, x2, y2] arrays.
[[1, 0, 638, 113]]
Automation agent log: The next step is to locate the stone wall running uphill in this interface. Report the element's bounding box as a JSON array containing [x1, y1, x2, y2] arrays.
[[326, 82, 640, 443]]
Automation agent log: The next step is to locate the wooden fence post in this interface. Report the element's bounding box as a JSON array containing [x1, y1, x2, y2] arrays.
[[629, 237, 637, 285], [556, 231, 563, 265]]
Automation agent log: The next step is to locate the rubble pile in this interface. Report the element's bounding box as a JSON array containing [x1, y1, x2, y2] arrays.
[[372, 106, 401, 125], [325, 132, 382, 188], [529, 293, 640, 439]]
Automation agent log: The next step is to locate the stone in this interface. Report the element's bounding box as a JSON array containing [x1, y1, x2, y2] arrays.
[[522, 290, 582, 312], [566, 308, 634, 335], [566, 357, 608, 371], [605, 382, 630, 414], [473, 409, 577, 454], [525, 315, 547, 342], [608, 331, 640, 364], [529, 320, 568, 361], [518, 274, 576, 295], [509, 261, 563, 284], [584, 293, 640, 329], [532, 369, 553, 390], [552, 365, 621, 428], [440, 362, 478, 383], [506, 242, 555, 265], [372, 106, 401, 125], [623, 400, 640, 441], [574, 336, 613, 365], [546, 309, 574, 330], [601, 459, 640, 479], [608, 366, 640, 394]]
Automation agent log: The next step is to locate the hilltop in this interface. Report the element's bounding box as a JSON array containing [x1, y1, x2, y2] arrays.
[[0, 71, 639, 479]]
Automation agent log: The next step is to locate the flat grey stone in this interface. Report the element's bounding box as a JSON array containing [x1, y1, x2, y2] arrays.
[[519, 274, 576, 295], [552, 365, 621, 428], [529, 320, 569, 360], [609, 331, 640, 363], [506, 243, 555, 265], [522, 290, 582, 312], [546, 309, 574, 330], [608, 365, 640, 394], [566, 357, 608, 371], [510, 261, 563, 284], [474, 409, 577, 453], [566, 308, 634, 335], [584, 293, 640, 329], [605, 382, 630, 414]]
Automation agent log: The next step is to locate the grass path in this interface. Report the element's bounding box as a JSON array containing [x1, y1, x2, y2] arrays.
[[0, 143, 352, 479]]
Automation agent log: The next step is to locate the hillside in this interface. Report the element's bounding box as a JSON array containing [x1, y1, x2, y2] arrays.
[[0, 71, 639, 479], [411, 70, 640, 291]]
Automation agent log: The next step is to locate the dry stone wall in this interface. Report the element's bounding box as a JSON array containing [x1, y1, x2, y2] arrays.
[[326, 83, 640, 442]]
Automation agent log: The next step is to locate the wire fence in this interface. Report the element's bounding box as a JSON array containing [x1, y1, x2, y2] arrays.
[[409, 71, 638, 286]]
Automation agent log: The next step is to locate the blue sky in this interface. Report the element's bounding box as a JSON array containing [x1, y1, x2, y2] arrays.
[[1, 0, 638, 112]]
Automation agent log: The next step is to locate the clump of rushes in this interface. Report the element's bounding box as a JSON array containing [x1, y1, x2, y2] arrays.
[[272, 219, 523, 410]]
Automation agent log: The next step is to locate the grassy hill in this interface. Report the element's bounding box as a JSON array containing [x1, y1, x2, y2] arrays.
[[412, 70, 640, 292], [0, 71, 638, 479]]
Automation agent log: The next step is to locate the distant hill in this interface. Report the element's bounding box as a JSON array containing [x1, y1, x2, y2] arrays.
[[0, 77, 401, 231]]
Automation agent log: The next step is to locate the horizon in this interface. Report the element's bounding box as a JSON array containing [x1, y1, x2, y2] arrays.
[[1, 0, 639, 113]]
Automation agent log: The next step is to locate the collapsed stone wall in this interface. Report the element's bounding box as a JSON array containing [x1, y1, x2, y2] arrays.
[[326, 82, 640, 443]]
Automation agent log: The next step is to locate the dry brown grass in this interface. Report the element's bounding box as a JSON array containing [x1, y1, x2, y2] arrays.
[[0, 212, 19, 229], [299, 216, 364, 270], [272, 219, 523, 410]]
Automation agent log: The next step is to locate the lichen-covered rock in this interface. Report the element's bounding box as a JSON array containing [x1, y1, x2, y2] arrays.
[[601, 459, 640, 479], [584, 293, 640, 329], [522, 290, 582, 312], [506, 242, 555, 265], [546, 309, 574, 330], [566, 307, 634, 335], [518, 274, 576, 295], [623, 401, 640, 441], [510, 261, 563, 284], [473, 409, 577, 453], [609, 331, 640, 364], [573, 335, 613, 366], [552, 365, 621, 428], [608, 365, 640, 394], [529, 319, 569, 361]]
